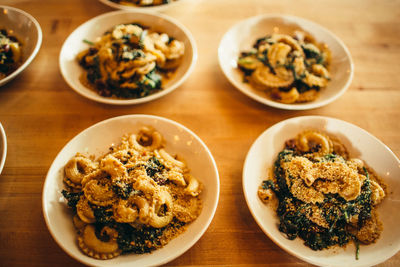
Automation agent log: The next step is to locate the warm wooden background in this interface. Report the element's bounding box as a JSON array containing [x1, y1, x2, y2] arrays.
[[0, 0, 399, 266]]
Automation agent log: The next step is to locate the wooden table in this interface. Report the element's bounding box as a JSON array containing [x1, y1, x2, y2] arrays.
[[0, 0, 399, 266]]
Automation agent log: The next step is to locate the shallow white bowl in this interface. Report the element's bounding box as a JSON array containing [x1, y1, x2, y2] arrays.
[[218, 14, 353, 110], [0, 5, 42, 86], [243, 116, 400, 266], [0, 122, 6, 174], [42, 114, 219, 266], [59, 10, 197, 105], [98, 0, 185, 12]]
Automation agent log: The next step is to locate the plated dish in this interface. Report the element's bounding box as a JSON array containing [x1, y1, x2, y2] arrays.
[[77, 23, 185, 99], [62, 127, 203, 260], [59, 10, 197, 105], [237, 32, 331, 104], [218, 14, 353, 110], [0, 28, 23, 79], [257, 130, 386, 257], [98, 0, 182, 11], [0, 5, 42, 87], [43, 115, 219, 266], [0, 122, 6, 174], [243, 116, 400, 266]]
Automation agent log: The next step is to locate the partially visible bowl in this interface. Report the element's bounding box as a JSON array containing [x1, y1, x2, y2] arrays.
[[98, 0, 185, 12], [0, 122, 6, 174], [0, 6, 42, 86], [59, 10, 197, 105], [218, 14, 353, 110], [243, 116, 400, 266]]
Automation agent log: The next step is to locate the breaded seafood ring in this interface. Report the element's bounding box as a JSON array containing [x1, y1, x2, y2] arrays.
[[78, 225, 121, 260]]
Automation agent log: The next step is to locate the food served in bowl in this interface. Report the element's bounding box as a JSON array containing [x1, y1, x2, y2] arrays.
[[109, 0, 177, 7], [219, 15, 353, 110], [77, 23, 184, 99], [0, 6, 42, 86], [257, 130, 386, 258], [61, 126, 202, 260], [0, 29, 22, 80], [238, 32, 331, 104]]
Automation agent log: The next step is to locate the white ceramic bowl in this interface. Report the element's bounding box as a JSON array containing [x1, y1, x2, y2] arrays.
[[243, 116, 400, 266], [98, 0, 184, 11], [0, 5, 42, 86], [0, 122, 6, 174], [59, 10, 197, 105], [42, 114, 219, 266], [218, 14, 353, 110]]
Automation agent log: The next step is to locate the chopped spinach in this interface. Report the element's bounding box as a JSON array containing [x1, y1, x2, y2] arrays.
[[93, 205, 114, 224], [263, 147, 374, 257], [61, 190, 82, 210]]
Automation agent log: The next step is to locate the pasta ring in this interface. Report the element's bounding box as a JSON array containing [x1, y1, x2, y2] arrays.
[[297, 131, 333, 155], [113, 200, 139, 223], [270, 87, 300, 104], [149, 190, 173, 228], [267, 42, 291, 67], [100, 154, 127, 181], [76, 196, 96, 223], [83, 179, 116, 206], [78, 225, 121, 260], [251, 66, 294, 89], [132, 196, 151, 224], [64, 155, 96, 188], [184, 174, 201, 197]]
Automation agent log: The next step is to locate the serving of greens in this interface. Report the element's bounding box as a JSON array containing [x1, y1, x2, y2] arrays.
[[258, 131, 386, 259]]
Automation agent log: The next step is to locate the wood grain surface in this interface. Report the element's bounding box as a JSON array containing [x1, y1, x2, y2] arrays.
[[0, 0, 399, 266]]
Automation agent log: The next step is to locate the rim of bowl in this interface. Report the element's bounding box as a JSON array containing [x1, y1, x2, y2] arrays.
[[218, 14, 354, 110], [98, 0, 184, 11], [0, 5, 43, 86], [59, 9, 197, 105], [0, 122, 6, 174]]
